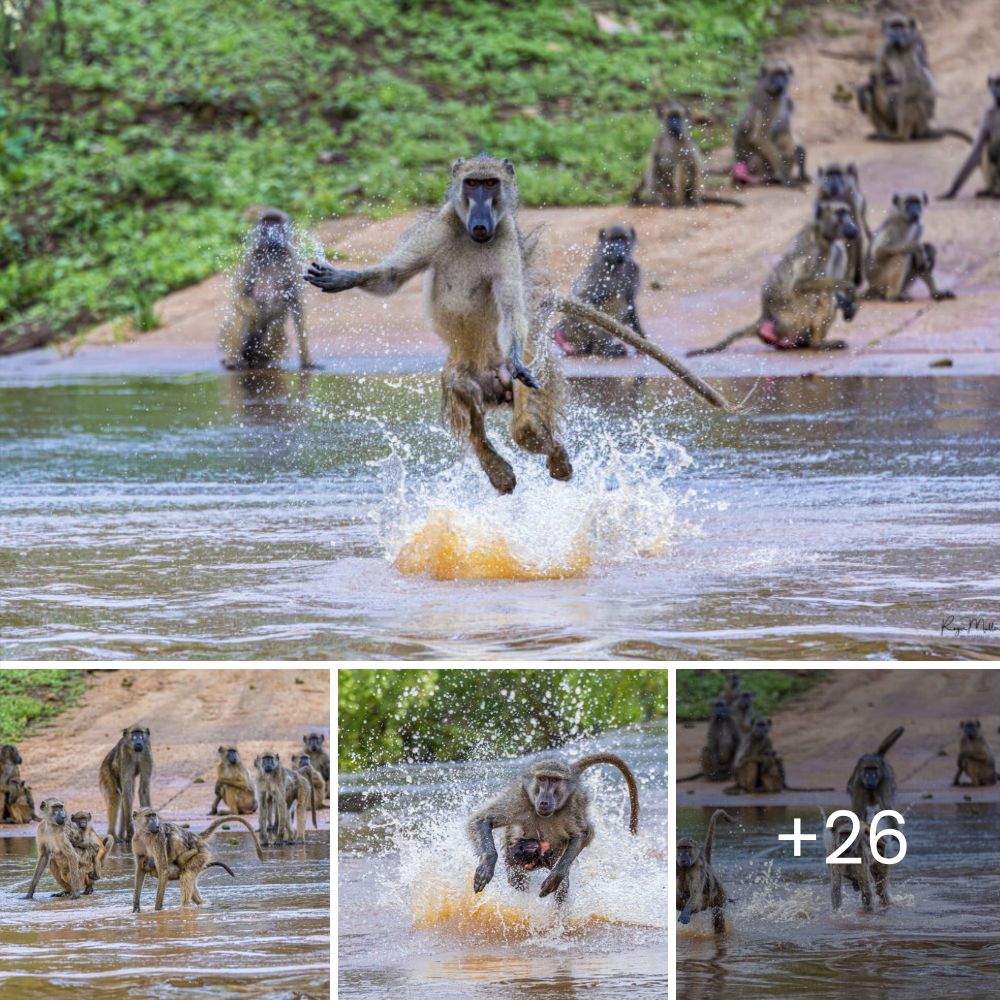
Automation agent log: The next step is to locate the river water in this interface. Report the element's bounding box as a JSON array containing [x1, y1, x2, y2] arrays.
[[2, 373, 998, 659]]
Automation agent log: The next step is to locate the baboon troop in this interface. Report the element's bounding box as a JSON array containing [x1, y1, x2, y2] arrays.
[[954, 720, 997, 786], [468, 752, 639, 902], [211, 745, 258, 816], [941, 76, 1000, 199], [829, 814, 890, 912], [98, 725, 153, 843], [677, 808, 733, 933]]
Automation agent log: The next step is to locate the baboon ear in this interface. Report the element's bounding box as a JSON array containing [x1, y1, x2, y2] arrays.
[[892, 193, 901, 207], [502, 158, 515, 176], [319, 735, 326, 745], [132, 810, 138, 819], [218, 745, 224, 754], [787, 65, 794, 76], [451, 158, 465, 177], [122, 727, 129, 737], [302, 735, 309, 744], [907, 16, 916, 29], [758, 65, 768, 78]]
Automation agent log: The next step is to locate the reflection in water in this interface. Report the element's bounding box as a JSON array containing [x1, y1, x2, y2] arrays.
[[220, 369, 315, 427]]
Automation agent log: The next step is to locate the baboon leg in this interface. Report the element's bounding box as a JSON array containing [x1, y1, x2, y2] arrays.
[[295, 790, 307, 843], [192, 883, 204, 905], [179, 870, 198, 906], [105, 788, 121, 842], [154, 871, 169, 911], [120, 775, 134, 841], [139, 770, 152, 809], [210, 783, 223, 815], [132, 863, 146, 912], [831, 869, 842, 910], [511, 384, 572, 482], [915, 242, 954, 299], [444, 373, 516, 494], [875, 873, 890, 907]]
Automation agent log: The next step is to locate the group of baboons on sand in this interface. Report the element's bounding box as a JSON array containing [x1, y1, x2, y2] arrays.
[[2, 729, 329, 912], [677, 672, 998, 932], [217, 12, 1000, 494]]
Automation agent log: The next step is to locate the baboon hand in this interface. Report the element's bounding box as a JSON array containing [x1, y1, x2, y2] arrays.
[[538, 869, 565, 898], [473, 854, 496, 893], [932, 290, 956, 300], [303, 261, 363, 293], [508, 357, 540, 390]]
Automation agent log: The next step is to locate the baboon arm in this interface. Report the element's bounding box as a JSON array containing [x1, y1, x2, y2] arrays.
[[470, 814, 500, 893], [493, 275, 539, 388], [793, 276, 853, 295], [357, 216, 449, 295], [24, 849, 50, 899], [623, 299, 646, 338]]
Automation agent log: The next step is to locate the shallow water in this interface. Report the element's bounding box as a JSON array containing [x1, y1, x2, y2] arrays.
[[338, 721, 668, 999], [676, 804, 1000, 999], [2, 372, 999, 659], [0, 832, 330, 998]]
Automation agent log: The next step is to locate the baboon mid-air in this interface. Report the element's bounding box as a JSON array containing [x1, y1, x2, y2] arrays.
[[99, 725, 153, 843], [677, 809, 733, 933]]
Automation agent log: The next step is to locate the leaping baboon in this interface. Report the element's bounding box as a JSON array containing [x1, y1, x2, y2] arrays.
[[941, 76, 1000, 199], [24, 799, 84, 900], [829, 814, 890, 912], [210, 746, 258, 816], [468, 752, 639, 902], [302, 733, 330, 799], [99, 724, 153, 843], [954, 720, 997, 786], [847, 727, 904, 823], [677, 809, 733, 933], [816, 162, 873, 287]]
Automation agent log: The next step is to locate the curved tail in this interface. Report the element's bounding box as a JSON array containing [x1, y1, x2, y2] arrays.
[[677, 771, 704, 783], [877, 726, 904, 757], [204, 861, 236, 877], [704, 808, 733, 864], [200, 815, 264, 861], [572, 752, 640, 834], [686, 322, 761, 357]]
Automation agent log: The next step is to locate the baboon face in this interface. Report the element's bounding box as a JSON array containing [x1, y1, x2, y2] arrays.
[[523, 761, 572, 817], [254, 209, 292, 252], [736, 691, 754, 713], [750, 717, 772, 740], [124, 726, 150, 753], [676, 838, 701, 869], [597, 225, 637, 268], [815, 201, 859, 241], [760, 61, 792, 97], [831, 817, 857, 848], [710, 699, 730, 721], [71, 811, 91, 831], [892, 191, 927, 223], [218, 746, 240, 765], [41, 799, 67, 825], [659, 102, 688, 137], [134, 807, 161, 833], [257, 752, 280, 774], [449, 154, 517, 244], [961, 720, 982, 739], [882, 15, 917, 51], [857, 755, 884, 790], [291, 753, 309, 771], [304, 733, 325, 753], [1, 744, 22, 765], [817, 163, 857, 201]]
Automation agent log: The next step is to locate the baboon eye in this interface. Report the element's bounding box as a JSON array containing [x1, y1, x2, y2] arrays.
[[483, 178, 498, 187], [466, 179, 479, 188]]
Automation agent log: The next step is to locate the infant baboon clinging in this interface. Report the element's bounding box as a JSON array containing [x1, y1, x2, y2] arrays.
[[688, 201, 859, 355], [941, 76, 1000, 199], [865, 192, 955, 302], [829, 814, 890, 912], [847, 727, 903, 823], [70, 811, 114, 884], [677, 809, 733, 933], [303, 732, 330, 799], [468, 753, 639, 902], [221, 208, 314, 371], [24, 799, 83, 900], [210, 746, 257, 816], [291, 752, 327, 811], [99, 725, 153, 843], [954, 720, 997, 786], [816, 162, 873, 287]]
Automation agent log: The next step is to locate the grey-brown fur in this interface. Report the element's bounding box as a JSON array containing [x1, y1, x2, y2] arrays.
[[728, 717, 785, 793], [847, 727, 903, 823], [254, 750, 293, 847], [677, 809, 733, 933], [98, 724, 153, 843], [829, 814, 890, 912], [954, 720, 997, 786], [292, 752, 327, 811], [941, 76, 1000, 198], [816, 162, 873, 287], [303, 733, 330, 799], [24, 798, 84, 900], [210, 746, 257, 816]]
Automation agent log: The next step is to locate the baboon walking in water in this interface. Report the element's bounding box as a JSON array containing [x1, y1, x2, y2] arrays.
[[677, 809, 733, 932], [829, 814, 890, 912], [24, 799, 84, 900]]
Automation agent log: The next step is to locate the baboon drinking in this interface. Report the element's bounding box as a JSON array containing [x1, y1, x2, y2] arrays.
[[291, 752, 327, 811], [24, 799, 84, 900], [70, 811, 114, 883], [829, 814, 890, 912], [677, 809, 733, 933], [941, 76, 1000, 199], [468, 752, 639, 902], [99, 724, 153, 843], [220, 208, 314, 371], [847, 726, 904, 822], [816, 162, 873, 287], [954, 720, 997, 787], [687, 201, 858, 355], [210, 746, 258, 816], [865, 192, 955, 302], [303, 733, 330, 799]]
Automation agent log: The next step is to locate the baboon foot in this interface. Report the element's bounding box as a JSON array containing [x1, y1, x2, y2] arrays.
[[932, 290, 956, 300], [975, 189, 1000, 198], [546, 446, 573, 482], [83, 886, 94, 895], [50, 892, 69, 898], [482, 455, 516, 494]]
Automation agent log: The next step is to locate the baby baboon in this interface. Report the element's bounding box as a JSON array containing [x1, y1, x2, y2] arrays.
[[291, 752, 327, 811], [677, 809, 733, 933], [816, 162, 872, 287], [865, 192, 955, 302], [254, 750, 294, 846], [631, 102, 744, 208], [733, 61, 808, 186], [941, 76, 1000, 199], [24, 798, 84, 900], [729, 717, 785, 793], [221, 208, 314, 371], [131, 806, 262, 912], [99, 724, 153, 843], [552, 225, 646, 358], [847, 727, 903, 823], [687, 201, 858, 355], [70, 811, 114, 884], [468, 752, 639, 902], [829, 814, 890, 912], [210, 746, 258, 816], [302, 733, 330, 799], [954, 720, 998, 786]]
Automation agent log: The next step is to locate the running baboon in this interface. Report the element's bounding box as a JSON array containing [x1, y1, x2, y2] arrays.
[[687, 201, 859, 355], [221, 208, 314, 371], [131, 806, 262, 912], [302, 733, 330, 799], [729, 718, 785, 793], [3, 779, 39, 824], [99, 724, 153, 843], [954, 720, 998, 786], [631, 102, 744, 208], [941, 76, 1000, 199], [865, 192, 955, 302], [292, 752, 327, 811], [677, 809, 733, 933], [817, 162, 872, 287], [829, 814, 890, 912], [847, 727, 903, 822], [254, 750, 294, 846], [24, 799, 84, 900], [210, 746, 257, 816], [282, 758, 316, 842], [468, 753, 639, 902], [552, 225, 646, 357], [733, 61, 808, 186]]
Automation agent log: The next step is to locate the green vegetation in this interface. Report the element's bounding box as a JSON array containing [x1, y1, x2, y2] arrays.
[[338, 668, 668, 771], [676, 669, 828, 721], [0, 0, 799, 351], [0, 669, 86, 740]]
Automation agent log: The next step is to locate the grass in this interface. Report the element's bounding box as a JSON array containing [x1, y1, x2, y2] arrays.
[[0, 0, 803, 351], [676, 669, 828, 721], [0, 668, 86, 741]]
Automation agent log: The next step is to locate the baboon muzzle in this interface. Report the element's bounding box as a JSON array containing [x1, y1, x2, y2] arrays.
[[147, 816, 160, 832], [666, 115, 683, 137], [841, 220, 859, 240], [262, 759, 277, 772], [466, 191, 496, 243], [226, 751, 238, 764]]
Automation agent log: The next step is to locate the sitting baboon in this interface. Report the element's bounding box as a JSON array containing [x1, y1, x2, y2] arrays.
[[721, 672, 742, 706], [954, 720, 997, 786], [865, 192, 955, 302], [729, 718, 785, 793], [24, 799, 84, 900], [468, 753, 639, 902], [733, 61, 808, 186], [302, 733, 330, 799], [210, 746, 257, 816], [220, 208, 314, 371], [0, 744, 23, 823], [702, 699, 740, 781], [99, 724, 153, 843], [291, 752, 327, 812], [687, 201, 858, 355], [816, 162, 872, 287], [70, 811, 114, 886], [941, 76, 1000, 199], [847, 727, 904, 823], [2, 779, 39, 824], [677, 809, 733, 933], [131, 806, 262, 912], [829, 814, 890, 912], [552, 225, 646, 357]]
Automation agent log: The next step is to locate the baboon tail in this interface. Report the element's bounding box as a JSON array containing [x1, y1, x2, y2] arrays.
[[876, 727, 905, 757], [703, 808, 734, 864], [677, 772, 705, 783], [309, 783, 318, 830], [572, 752, 640, 834], [686, 322, 760, 357], [101, 834, 115, 854], [935, 127, 974, 144], [546, 295, 735, 412], [204, 861, 236, 878], [199, 815, 265, 861]]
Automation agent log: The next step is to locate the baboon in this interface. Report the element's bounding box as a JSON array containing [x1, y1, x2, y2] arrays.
[[210, 746, 257, 816], [552, 225, 646, 357], [721, 673, 742, 706], [468, 753, 639, 902], [24, 799, 84, 900], [694, 700, 741, 782], [2, 779, 39, 824], [941, 76, 1000, 199], [847, 727, 904, 822], [816, 162, 872, 287], [255, 750, 295, 846], [303, 733, 330, 799], [99, 724, 153, 843], [292, 752, 327, 811], [0, 744, 22, 822], [131, 806, 262, 912], [70, 811, 114, 886], [731, 691, 755, 736], [829, 814, 890, 912], [954, 720, 998, 786], [865, 192, 955, 302], [221, 208, 314, 371], [733, 61, 809, 186], [282, 758, 316, 843], [677, 809, 733, 933], [631, 102, 744, 208], [729, 718, 786, 793], [687, 201, 859, 355]]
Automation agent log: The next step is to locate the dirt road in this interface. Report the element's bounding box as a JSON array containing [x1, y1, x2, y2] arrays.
[[678, 668, 1000, 806], [2, 667, 330, 836]]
